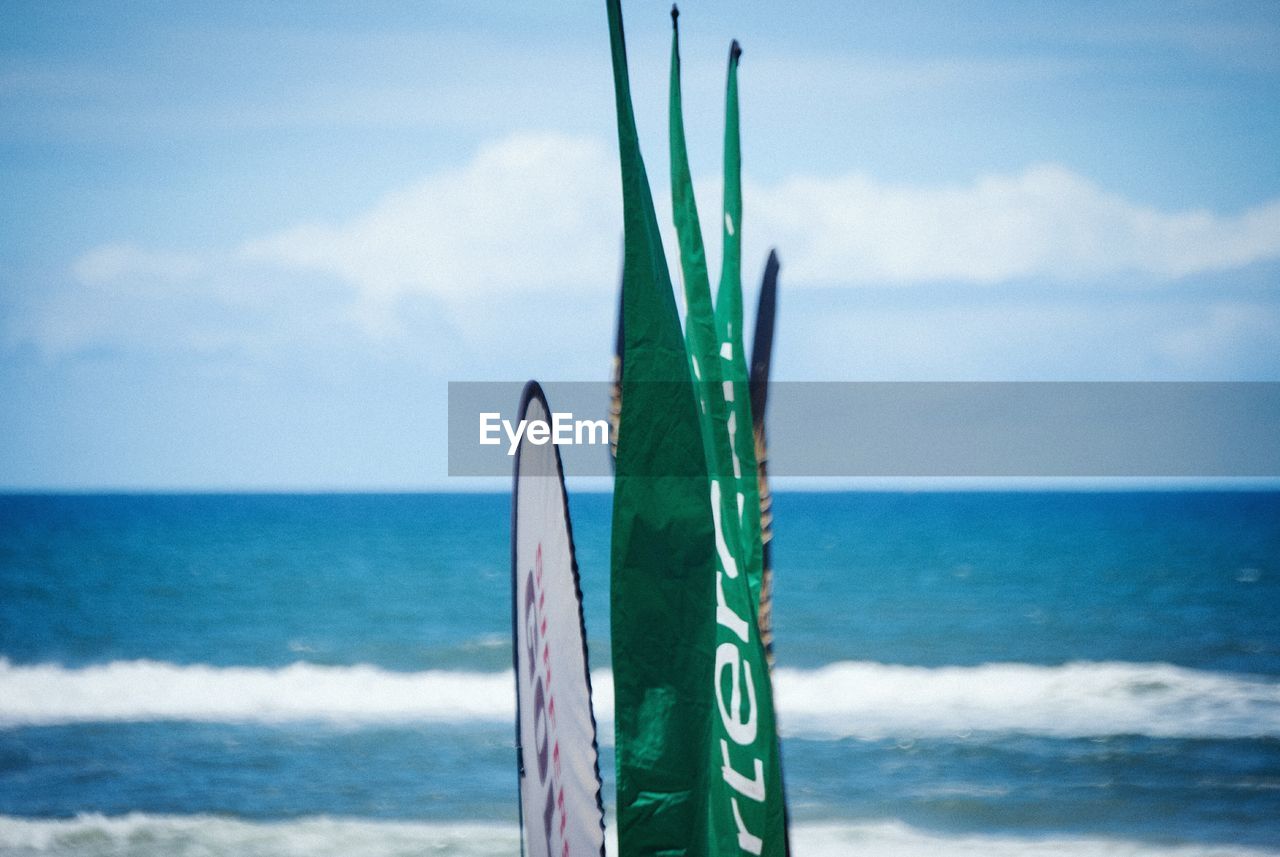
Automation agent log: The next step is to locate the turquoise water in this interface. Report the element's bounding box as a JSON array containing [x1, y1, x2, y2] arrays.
[[1, 492, 1278, 855]]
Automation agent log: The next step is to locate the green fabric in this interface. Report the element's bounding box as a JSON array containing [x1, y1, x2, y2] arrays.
[[606, 1, 715, 854], [714, 43, 742, 347], [668, 10, 732, 489], [668, 12, 787, 856], [713, 42, 766, 612]]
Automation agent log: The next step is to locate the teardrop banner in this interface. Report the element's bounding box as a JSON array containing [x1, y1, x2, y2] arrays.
[[511, 380, 606, 857]]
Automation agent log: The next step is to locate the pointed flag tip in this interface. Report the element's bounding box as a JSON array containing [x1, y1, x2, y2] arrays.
[[671, 4, 679, 23], [730, 39, 742, 61]]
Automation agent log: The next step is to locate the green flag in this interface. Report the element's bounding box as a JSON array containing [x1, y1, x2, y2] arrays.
[[668, 9, 787, 856], [605, 1, 716, 854], [668, 6, 734, 487], [712, 40, 767, 619]]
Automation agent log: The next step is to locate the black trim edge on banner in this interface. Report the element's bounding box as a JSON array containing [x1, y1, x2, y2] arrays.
[[510, 379, 608, 857], [749, 248, 779, 431]]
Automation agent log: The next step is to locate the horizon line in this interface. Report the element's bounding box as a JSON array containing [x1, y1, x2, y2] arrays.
[[3, 477, 1280, 495]]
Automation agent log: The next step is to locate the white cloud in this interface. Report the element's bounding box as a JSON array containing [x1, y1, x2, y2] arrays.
[[72, 244, 202, 287], [745, 164, 1280, 285], [241, 133, 620, 307], [240, 135, 1280, 302]]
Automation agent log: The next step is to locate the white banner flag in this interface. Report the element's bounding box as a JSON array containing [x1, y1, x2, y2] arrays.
[[512, 381, 606, 857]]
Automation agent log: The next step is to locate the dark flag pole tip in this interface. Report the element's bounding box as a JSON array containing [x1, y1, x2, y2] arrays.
[[730, 39, 742, 61], [671, 4, 679, 23]]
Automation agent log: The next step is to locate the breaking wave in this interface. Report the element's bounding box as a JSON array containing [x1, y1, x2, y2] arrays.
[[1, 658, 1276, 739], [0, 814, 1275, 857]]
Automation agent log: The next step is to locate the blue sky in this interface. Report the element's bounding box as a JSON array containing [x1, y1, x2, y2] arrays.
[[2, 1, 1279, 489]]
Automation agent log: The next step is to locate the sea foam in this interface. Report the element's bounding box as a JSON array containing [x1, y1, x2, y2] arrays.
[[0, 814, 1275, 857], [770, 660, 1280, 740], [1, 658, 1277, 739]]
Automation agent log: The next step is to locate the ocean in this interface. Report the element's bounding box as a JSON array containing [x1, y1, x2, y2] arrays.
[[1, 491, 1277, 856]]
